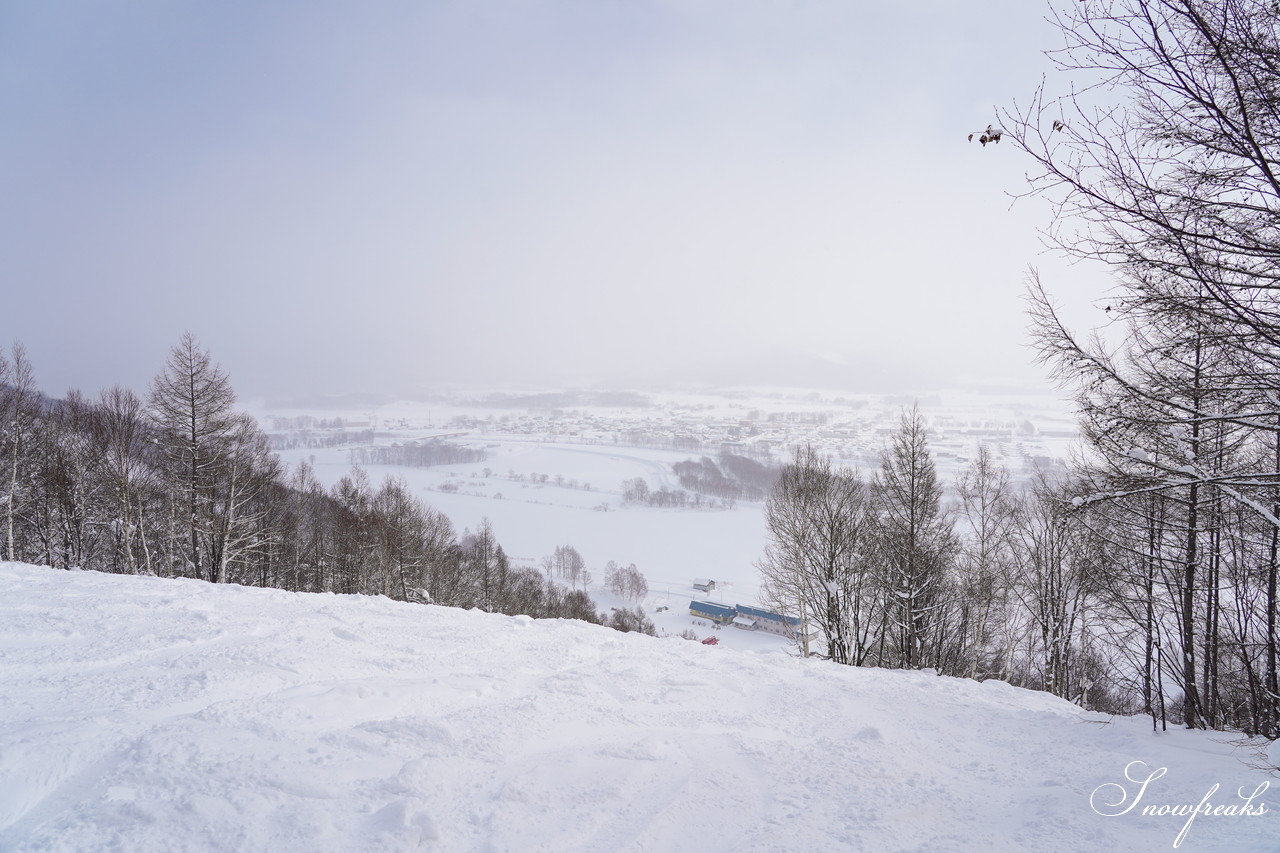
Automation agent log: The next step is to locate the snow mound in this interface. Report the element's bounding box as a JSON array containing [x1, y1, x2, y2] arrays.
[[0, 563, 1273, 852]]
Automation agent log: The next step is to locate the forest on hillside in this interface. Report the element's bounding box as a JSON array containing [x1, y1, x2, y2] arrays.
[[0, 335, 663, 633], [770, 0, 1275, 739]]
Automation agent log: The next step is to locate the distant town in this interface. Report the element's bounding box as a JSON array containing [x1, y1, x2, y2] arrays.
[[265, 387, 1079, 483]]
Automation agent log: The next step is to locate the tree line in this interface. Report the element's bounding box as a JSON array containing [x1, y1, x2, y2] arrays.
[[768, 0, 1278, 741], [672, 452, 779, 503], [620, 478, 695, 508], [269, 429, 375, 451], [995, 0, 1280, 737], [760, 403, 1276, 739], [759, 409, 1084, 692], [0, 334, 601, 624], [350, 441, 486, 469]]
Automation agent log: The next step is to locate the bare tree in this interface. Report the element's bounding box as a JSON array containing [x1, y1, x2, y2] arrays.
[[759, 446, 874, 665], [416, 504, 459, 604], [605, 606, 657, 636], [624, 563, 648, 602], [872, 405, 956, 670], [549, 544, 586, 590], [148, 333, 236, 580], [42, 389, 106, 570], [621, 478, 650, 504], [1005, 0, 1280, 361], [1004, 0, 1280, 734], [282, 460, 329, 591], [0, 344, 38, 563], [604, 559, 622, 594], [954, 446, 1020, 680], [97, 386, 152, 574], [1008, 474, 1096, 701], [462, 518, 505, 610], [330, 467, 374, 594], [207, 413, 279, 585]]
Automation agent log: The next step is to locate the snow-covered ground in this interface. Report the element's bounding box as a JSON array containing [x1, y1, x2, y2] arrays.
[[282, 441, 768, 615], [259, 386, 1080, 621], [2, 564, 1274, 852]]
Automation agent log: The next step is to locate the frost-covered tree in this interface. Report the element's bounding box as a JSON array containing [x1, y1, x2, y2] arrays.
[[0, 344, 38, 563], [206, 413, 278, 585], [759, 446, 875, 665], [38, 389, 107, 570], [97, 386, 153, 574]]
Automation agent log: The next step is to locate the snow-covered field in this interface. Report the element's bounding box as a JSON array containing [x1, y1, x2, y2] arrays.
[[2, 564, 1274, 852], [261, 387, 1079, 623], [282, 441, 767, 608]]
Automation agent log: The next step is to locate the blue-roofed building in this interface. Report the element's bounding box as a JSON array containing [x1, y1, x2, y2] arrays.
[[689, 600, 736, 624], [734, 604, 803, 638], [688, 600, 808, 638]]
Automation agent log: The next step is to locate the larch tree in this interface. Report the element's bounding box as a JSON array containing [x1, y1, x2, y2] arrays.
[[148, 332, 236, 581], [465, 518, 503, 611], [872, 405, 956, 670], [1002, 0, 1280, 733]]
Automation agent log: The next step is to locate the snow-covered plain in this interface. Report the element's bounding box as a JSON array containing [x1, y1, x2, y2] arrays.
[[1, 564, 1273, 852], [283, 440, 767, 594], [283, 439, 769, 638], [261, 387, 1079, 630]]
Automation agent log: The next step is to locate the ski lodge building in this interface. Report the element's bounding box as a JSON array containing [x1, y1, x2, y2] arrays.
[[687, 600, 805, 639], [689, 600, 735, 624]]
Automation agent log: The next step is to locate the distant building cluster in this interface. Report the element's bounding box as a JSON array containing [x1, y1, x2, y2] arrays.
[[435, 395, 1074, 481], [270, 390, 1077, 486], [688, 599, 805, 639]]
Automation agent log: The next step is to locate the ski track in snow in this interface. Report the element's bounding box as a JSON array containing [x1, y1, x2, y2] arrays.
[[0, 563, 1274, 852]]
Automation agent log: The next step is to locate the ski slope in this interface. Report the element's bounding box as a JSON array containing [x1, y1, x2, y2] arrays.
[[0, 563, 1274, 852]]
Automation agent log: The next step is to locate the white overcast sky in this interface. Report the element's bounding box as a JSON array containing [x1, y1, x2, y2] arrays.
[[0, 1, 1109, 400]]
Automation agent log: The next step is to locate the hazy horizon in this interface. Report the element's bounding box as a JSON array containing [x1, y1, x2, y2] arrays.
[[3, 1, 1108, 402], [253, 350, 1073, 412]]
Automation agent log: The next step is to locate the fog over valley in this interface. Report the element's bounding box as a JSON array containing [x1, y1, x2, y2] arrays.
[[1, 1, 1092, 400]]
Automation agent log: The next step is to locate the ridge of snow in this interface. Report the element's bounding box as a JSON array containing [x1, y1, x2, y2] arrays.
[[0, 563, 1273, 852]]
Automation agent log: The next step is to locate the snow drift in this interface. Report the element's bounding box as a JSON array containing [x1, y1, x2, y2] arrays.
[[0, 563, 1273, 852]]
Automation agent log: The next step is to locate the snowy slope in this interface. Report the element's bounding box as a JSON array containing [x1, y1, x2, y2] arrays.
[[0, 564, 1273, 853]]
